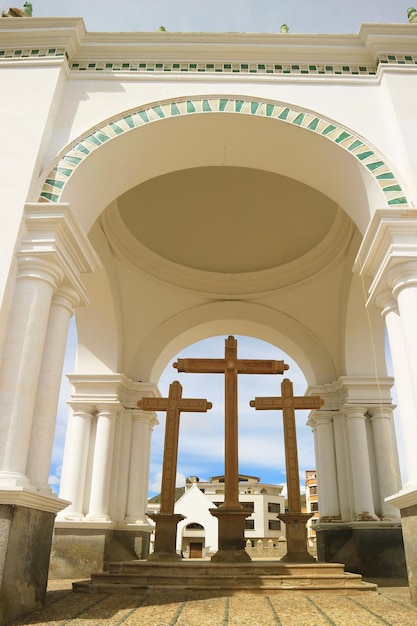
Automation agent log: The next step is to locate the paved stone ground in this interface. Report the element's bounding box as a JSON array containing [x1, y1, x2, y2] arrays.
[[6, 578, 417, 626]]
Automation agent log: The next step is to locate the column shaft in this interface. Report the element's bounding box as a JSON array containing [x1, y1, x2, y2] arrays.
[[382, 301, 417, 488], [58, 407, 93, 519], [0, 258, 62, 486], [314, 413, 340, 520], [26, 289, 78, 492], [332, 412, 352, 520], [369, 407, 401, 519], [126, 411, 154, 523], [87, 406, 118, 520], [344, 405, 378, 520]]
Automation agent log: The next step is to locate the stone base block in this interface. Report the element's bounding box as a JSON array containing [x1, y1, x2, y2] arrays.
[[0, 504, 55, 625], [316, 524, 406, 578], [49, 526, 151, 579], [399, 503, 417, 605], [210, 508, 251, 562]]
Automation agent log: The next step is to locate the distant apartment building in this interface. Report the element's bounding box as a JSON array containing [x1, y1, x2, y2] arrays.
[[305, 470, 319, 547]]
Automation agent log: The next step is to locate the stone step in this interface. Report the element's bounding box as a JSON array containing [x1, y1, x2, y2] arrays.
[[106, 560, 349, 577], [73, 560, 377, 595]]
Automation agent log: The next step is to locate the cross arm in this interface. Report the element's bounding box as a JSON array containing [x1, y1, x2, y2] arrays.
[[173, 358, 226, 374], [138, 397, 212, 412], [249, 397, 324, 410], [238, 359, 289, 375]]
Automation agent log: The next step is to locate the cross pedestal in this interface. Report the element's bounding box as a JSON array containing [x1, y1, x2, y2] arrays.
[[250, 378, 324, 563], [209, 509, 251, 562], [138, 381, 212, 561], [278, 513, 314, 562], [174, 336, 288, 562], [147, 513, 185, 561]]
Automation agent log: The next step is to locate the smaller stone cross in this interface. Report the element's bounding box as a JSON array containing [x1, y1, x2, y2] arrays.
[[138, 381, 212, 560], [138, 380, 212, 515], [250, 378, 324, 562]]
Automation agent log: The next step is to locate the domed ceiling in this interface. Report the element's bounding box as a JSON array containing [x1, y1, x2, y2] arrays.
[[117, 166, 338, 274]]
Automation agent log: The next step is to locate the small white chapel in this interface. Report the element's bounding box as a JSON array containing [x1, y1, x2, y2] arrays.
[[1, 13, 417, 623]]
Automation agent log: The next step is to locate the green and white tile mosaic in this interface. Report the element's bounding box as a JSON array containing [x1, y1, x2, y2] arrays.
[[1, 47, 416, 74], [0, 47, 67, 59], [40, 97, 407, 207]]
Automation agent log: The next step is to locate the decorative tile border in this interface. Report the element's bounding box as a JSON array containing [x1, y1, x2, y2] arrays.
[[68, 60, 379, 75], [40, 97, 407, 207], [1, 47, 416, 74], [0, 47, 67, 59]]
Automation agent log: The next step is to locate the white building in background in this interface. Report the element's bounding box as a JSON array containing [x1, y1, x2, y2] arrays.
[[148, 475, 286, 558]]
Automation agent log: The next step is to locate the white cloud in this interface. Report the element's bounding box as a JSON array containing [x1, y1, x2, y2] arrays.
[[149, 470, 187, 494]]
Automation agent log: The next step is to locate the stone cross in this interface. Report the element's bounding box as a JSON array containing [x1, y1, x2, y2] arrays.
[[250, 378, 324, 562], [138, 380, 212, 515], [250, 378, 324, 512], [174, 336, 289, 510]]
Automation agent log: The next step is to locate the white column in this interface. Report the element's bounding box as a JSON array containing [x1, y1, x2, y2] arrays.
[[125, 410, 155, 524], [388, 265, 417, 488], [86, 404, 119, 521], [110, 410, 132, 522], [58, 405, 94, 520], [344, 405, 378, 520], [368, 406, 401, 520], [314, 411, 341, 520], [26, 288, 79, 493], [0, 256, 63, 488], [378, 293, 417, 489], [332, 412, 352, 521]]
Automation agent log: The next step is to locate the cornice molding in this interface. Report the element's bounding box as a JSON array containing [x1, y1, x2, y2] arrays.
[[1, 19, 417, 73]]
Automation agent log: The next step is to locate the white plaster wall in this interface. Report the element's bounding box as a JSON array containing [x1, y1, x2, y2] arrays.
[[44, 71, 417, 217], [0, 61, 67, 348], [174, 485, 218, 552]]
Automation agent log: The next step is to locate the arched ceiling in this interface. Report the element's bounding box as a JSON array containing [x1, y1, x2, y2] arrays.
[[117, 166, 337, 274]]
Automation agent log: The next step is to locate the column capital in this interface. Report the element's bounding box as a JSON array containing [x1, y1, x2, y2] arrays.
[[52, 286, 81, 312], [16, 254, 64, 289], [96, 403, 120, 418], [342, 404, 367, 420], [354, 208, 417, 306], [307, 409, 335, 428], [387, 261, 417, 298], [131, 408, 159, 427], [67, 403, 96, 416], [20, 203, 101, 306], [375, 290, 398, 316], [368, 405, 395, 420]]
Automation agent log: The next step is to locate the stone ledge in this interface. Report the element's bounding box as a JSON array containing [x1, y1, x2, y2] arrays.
[[0, 488, 68, 514]]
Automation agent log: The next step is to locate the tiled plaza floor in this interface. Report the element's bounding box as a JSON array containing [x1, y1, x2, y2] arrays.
[[7, 578, 417, 626]]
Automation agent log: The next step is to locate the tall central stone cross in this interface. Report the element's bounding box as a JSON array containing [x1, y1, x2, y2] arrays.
[[174, 335, 289, 511], [250, 378, 324, 562], [138, 380, 212, 560]]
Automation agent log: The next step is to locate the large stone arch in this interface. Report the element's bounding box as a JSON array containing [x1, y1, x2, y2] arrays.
[[130, 301, 335, 386], [39, 95, 408, 237]]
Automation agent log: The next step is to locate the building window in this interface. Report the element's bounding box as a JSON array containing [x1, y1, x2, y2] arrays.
[[268, 520, 281, 530], [186, 523, 204, 530], [310, 502, 319, 512], [309, 486, 317, 495], [268, 502, 281, 513], [245, 519, 255, 530], [242, 501, 255, 512]]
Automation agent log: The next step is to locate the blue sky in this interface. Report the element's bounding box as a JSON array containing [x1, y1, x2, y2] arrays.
[[44, 1, 410, 497], [30, 1, 412, 34]]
